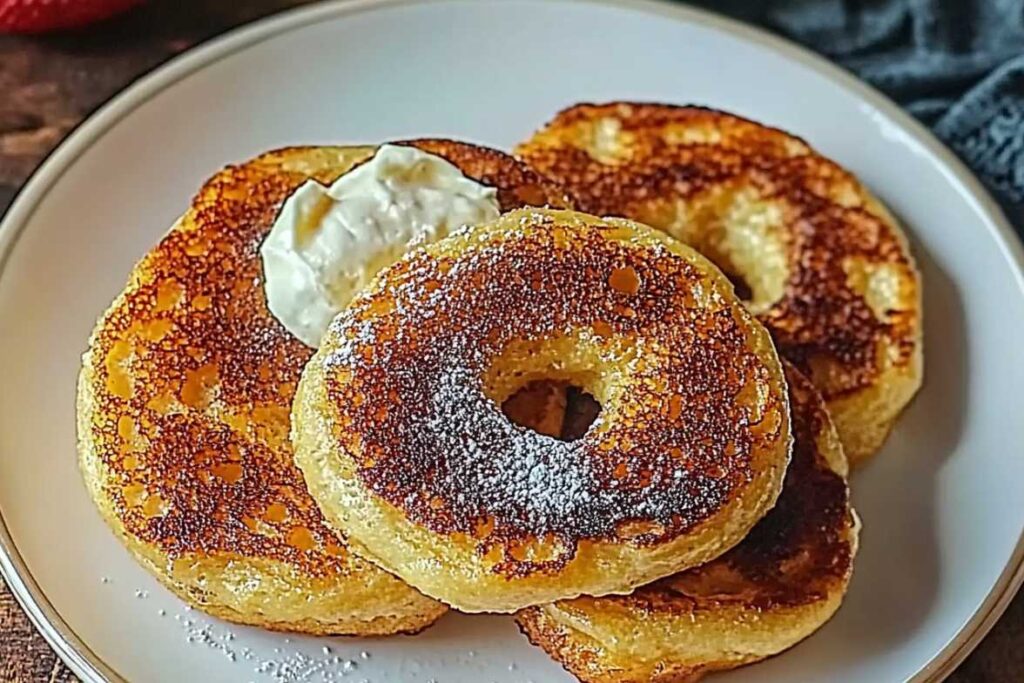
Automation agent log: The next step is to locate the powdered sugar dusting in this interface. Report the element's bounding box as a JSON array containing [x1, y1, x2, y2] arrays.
[[317, 210, 788, 560], [421, 363, 599, 530]]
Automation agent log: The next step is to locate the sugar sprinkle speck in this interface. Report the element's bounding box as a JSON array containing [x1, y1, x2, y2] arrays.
[[165, 610, 368, 682]]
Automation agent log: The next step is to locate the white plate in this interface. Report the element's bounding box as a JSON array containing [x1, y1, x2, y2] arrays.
[[1, 0, 1023, 681]]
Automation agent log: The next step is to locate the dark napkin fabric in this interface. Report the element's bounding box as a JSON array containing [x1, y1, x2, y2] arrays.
[[686, 0, 1024, 222]]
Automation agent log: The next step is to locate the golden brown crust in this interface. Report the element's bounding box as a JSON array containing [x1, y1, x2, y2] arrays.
[[80, 351, 448, 635], [406, 138, 575, 210], [322, 210, 783, 555], [613, 366, 852, 613], [516, 364, 858, 681], [294, 208, 791, 612], [323, 210, 786, 560], [517, 102, 923, 464], [78, 141, 568, 631], [516, 608, 708, 683]]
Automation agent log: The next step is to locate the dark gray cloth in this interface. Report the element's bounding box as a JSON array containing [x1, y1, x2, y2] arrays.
[[687, 0, 1024, 222]]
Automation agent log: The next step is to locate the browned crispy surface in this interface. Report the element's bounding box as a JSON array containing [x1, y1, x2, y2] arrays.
[[623, 365, 853, 613], [80, 140, 571, 575], [517, 102, 919, 400], [321, 210, 787, 576], [410, 138, 574, 210], [516, 365, 855, 682], [516, 607, 710, 683]]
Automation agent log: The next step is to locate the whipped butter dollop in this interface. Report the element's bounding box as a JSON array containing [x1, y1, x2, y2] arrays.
[[260, 144, 500, 347]]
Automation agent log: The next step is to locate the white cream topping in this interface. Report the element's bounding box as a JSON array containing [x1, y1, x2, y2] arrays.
[[260, 144, 500, 347]]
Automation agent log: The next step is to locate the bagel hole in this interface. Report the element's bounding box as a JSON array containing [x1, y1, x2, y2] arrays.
[[631, 190, 789, 313], [724, 271, 753, 302], [501, 380, 601, 442]]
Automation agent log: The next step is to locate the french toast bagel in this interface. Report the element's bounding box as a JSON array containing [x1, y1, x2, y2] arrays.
[[518, 102, 922, 465], [293, 208, 792, 613], [78, 141, 571, 633]]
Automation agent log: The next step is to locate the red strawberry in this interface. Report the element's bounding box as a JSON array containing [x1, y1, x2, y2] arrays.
[[0, 0, 141, 34]]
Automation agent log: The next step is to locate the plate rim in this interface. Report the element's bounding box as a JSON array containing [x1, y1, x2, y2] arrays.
[[1, 0, 1022, 681]]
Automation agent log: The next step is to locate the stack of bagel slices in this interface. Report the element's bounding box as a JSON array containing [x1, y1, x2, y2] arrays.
[[78, 102, 922, 682]]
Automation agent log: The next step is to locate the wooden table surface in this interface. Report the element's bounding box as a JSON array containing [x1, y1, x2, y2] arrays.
[[0, 1, 1020, 681]]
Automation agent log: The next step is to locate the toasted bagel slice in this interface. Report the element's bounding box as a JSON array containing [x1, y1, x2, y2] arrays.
[[517, 364, 859, 682], [293, 208, 791, 613], [517, 102, 923, 465], [77, 141, 572, 634]]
